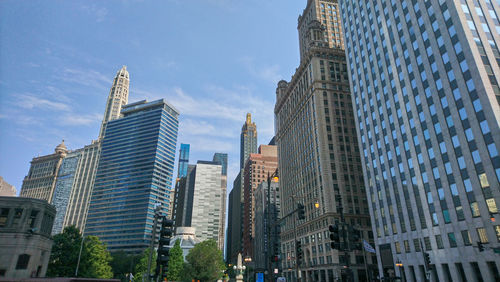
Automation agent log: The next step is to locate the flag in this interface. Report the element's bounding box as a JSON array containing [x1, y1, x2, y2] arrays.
[[363, 240, 376, 253]]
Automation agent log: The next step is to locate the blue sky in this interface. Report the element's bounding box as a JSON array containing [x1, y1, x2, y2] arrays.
[[0, 0, 304, 194]]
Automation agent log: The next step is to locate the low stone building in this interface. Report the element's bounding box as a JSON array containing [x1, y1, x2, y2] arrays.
[[170, 227, 201, 261], [0, 197, 56, 278]]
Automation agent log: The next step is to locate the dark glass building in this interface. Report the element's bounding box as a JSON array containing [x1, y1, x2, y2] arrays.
[[85, 99, 179, 253]]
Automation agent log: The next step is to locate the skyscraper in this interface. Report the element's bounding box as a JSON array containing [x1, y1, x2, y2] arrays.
[[213, 153, 228, 251], [240, 113, 258, 169], [227, 114, 259, 263], [274, 1, 373, 280], [190, 161, 223, 245], [20, 141, 68, 203], [85, 99, 179, 253], [99, 66, 130, 139], [341, 1, 500, 281], [242, 145, 278, 258], [178, 144, 190, 178]]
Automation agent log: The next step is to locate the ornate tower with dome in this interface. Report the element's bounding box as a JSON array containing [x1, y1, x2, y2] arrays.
[[20, 141, 68, 203]]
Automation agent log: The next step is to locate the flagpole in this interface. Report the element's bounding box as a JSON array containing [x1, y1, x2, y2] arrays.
[[363, 242, 369, 281]]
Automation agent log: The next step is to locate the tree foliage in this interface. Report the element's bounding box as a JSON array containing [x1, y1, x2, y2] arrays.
[[166, 239, 184, 281], [79, 236, 113, 279], [182, 239, 225, 281], [46, 226, 113, 279], [133, 247, 156, 282], [47, 225, 82, 277], [110, 251, 141, 280]]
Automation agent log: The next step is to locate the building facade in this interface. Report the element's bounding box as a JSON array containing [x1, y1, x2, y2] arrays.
[[99, 66, 130, 139], [51, 150, 81, 234], [274, 1, 374, 281], [341, 0, 500, 281], [253, 181, 281, 277], [0, 197, 56, 278], [172, 165, 196, 228], [213, 153, 228, 251], [85, 99, 179, 253], [20, 142, 68, 203], [243, 145, 278, 258], [227, 114, 259, 263], [190, 161, 223, 245], [240, 113, 258, 169], [177, 144, 190, 178], [0, 177, 16, 197]]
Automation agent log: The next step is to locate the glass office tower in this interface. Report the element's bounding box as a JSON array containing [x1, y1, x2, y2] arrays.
[[341, 1, 500, 281], [178, 144, 190, 178], [85, 99, 179, 253]]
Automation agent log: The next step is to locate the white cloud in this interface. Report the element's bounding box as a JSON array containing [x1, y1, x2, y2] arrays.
[[59, 113, 103, 126], [16, 94, 71, 112], [239, 56, 283, 84], [59, 68, 111, 90], [180, 118, 235, 138]]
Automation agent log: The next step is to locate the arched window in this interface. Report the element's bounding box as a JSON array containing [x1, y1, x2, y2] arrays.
[[15, 254, 30, 270]]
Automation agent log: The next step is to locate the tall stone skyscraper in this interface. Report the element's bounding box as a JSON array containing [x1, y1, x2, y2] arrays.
[[240, 113, 258, 169], [341, 1, 500, 281], [99, 66, 130, 138], [274, 1, 373, 281], [20, 141, 68, 203], [85, 99, 179, 253]]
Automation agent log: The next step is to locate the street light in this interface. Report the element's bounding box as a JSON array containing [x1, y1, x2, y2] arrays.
[[244, 256, 252, 282], [267, 169, 279, 282]]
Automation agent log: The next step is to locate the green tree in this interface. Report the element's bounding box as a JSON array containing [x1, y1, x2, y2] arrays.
[[182, 239, 225, 281], [80, 236, 113, 278], [110, 251, 141, 281], [134, 248, 156, 282], [46, 226, 113, 279], [166, 239, 184, 281], [47, 225, 82, 277]]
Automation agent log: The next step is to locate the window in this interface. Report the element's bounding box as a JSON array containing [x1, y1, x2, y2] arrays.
[[448, 233, 457, 248], [462, 230, 472, 246], [477, 228, 489, 243], [395, 242, 401, 253], [28, 210, 39, 228], [0, 208, 9, 227], [15, 254, 30, 270], [436, 235, 444, 249], [12, 209, 23, 226], [495, 226, 500, 242]]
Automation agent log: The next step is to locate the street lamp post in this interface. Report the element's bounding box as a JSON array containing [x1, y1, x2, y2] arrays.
[[244, 256, 252, 282], [396, 259, 404, 282]]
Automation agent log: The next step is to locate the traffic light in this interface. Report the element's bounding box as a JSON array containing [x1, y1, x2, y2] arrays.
[[329, 224, 341, 250], [297, 203, 305, 220], [478, 241, 485, 252], [296, 240, 303, 264], [349, 226, 363, 251], [423, 252, 431, 269], [156, 217, 173, 278]]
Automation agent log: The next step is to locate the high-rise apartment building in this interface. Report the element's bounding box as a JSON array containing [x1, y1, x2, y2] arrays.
[[85, 99, 179, 253], [341, 1, 500, 281], [243, 145, 278, 258], [177, 144, 190, 178], [213, 153, 228, 251], [275, 1, 373, 281], [99, 66, 130, 139], [20, 141, 68, 203], [0, 177, 16, 197]]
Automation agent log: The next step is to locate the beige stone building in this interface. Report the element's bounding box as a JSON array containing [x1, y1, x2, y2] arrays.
[[19, 142, 68, 203], [0, 177, 16, 197], [0, 197, 55, 278], [275, 0, 373, 281]]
